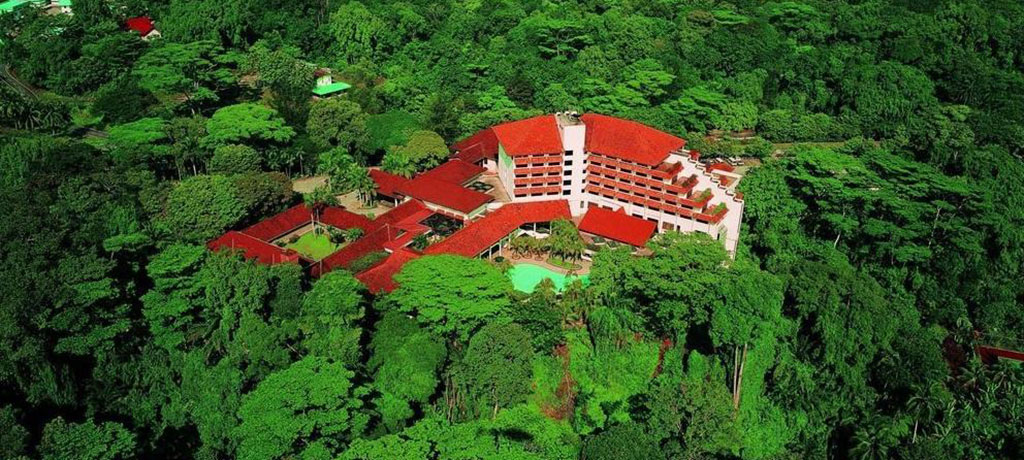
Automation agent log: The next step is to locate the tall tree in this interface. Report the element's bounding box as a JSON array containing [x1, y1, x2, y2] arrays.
[[390, 255, 513, 342], [234, 356, 369, 459]]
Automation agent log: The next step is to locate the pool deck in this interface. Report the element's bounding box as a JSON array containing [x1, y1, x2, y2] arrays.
[[502, 250, 592, 275]]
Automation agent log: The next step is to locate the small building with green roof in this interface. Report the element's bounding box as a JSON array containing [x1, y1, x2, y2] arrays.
[[0, 0, 70, 15], [312, 68, 351, 97]]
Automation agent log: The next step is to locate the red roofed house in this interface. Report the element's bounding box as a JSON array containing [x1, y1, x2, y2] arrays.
[[451, 128, 499, 168], [208, 231, 305, 265], [125, 16, 161, 40], [355, 247, 421, 293], [490, 112, 744, 254], [578, 206, 657, 248], [368, 169, 410, 206], [426, 200, 572, 259], [372, 158, 492, 220], [209, 203, 373, 268]]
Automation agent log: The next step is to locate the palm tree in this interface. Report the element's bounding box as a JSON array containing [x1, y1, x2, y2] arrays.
[[304, 185, 336, 230], [849, 415, 910, 460], [906, 382, 949, 443], [349, 166, 376, 206], [510, 235, 533, 258], [547, 219, 584, 265]]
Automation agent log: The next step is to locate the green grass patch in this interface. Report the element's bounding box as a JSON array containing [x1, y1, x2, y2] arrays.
[[546, 257, 582, 271], [285, 231, 342, 260]]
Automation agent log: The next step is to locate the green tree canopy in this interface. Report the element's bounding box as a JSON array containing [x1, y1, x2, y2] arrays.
[[390, 255, 513, 342], [209, 144, 262, 174], [203, 103, 296, 148], [297, 270, 366, 364], [133, 41, 238, 114], [39, 417, 136, 460], [234, 356, 369, 459], [160, 175, 246, 243]]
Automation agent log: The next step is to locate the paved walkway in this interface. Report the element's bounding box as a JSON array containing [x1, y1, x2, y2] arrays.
[[292, 175, 327, 194], [335, 191, 391, 217]]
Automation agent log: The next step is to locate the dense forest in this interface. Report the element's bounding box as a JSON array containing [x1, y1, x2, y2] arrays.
[[2, 0, 1024, 458]]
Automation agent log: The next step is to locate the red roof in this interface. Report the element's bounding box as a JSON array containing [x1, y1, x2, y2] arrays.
[[396, 176, 492, 214], [580, 114, 685, 166], [381, 207, 432, 252], [241, 204, 370, 240], [125, 17, 154, 36], [425, 200, 571, 257], [578, 207, 656, 247], [370, 199, 429, 229], [321, 206, 374, 232], [706, 162, 736, 173], [491, 115, 563, 156], [208, 231, 304, 265], [370, 169, 411, 198], [452, 128, 499, 164], [241, 204, 312, 240], [355, 248, 421, 293], [315, 225, 398, 275], [418, 159, 485, 185]]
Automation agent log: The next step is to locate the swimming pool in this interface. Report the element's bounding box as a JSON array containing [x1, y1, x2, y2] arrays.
[[507, 263, 589, 293]]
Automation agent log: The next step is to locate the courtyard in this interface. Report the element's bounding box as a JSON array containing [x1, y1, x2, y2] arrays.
[[283, 231, 341, 261]]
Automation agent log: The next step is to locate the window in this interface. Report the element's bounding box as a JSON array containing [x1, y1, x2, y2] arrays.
[[562, 190, 571, 195], [564, 170, 571, 176], [564, 160, 573, 166], [564, 150, 573, 156], [563, 180, 572, 186]]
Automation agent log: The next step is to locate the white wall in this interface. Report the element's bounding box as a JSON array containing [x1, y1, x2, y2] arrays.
[[496, 145, 515, 194], [558, 122, 588, 215]]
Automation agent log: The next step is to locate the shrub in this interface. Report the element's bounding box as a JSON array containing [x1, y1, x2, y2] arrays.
[[345, 228, 365, 241], [328, 227, 346, 244], [743, 137, 774, 158], [410, 233, 429, 251], [348, 251, 389, 273], [210, 144, 262, 174]]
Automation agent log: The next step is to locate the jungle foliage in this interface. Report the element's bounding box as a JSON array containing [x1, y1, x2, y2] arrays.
[[1, 0, 1023, 458]]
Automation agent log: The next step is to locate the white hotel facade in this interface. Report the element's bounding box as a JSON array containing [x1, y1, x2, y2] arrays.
[[455, 112, 745, 254]]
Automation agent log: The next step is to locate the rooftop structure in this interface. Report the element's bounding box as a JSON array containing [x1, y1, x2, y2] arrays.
[[125, 16, 160, 40], [424, 200, 572, 258], [577, 206, 657, 247]]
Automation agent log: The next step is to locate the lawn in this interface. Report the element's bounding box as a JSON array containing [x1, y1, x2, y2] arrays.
[[285, 231, 342, 260]]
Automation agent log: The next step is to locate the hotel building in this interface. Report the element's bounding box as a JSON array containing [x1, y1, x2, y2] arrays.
[[454, 113, 744, 254]]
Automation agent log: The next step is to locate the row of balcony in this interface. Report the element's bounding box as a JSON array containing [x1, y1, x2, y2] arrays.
[[584, 185, 727, 224]]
